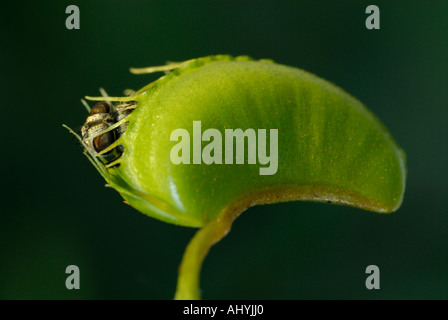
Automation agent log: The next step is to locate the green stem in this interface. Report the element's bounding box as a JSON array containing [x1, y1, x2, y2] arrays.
[[174, 207, 242, 300]]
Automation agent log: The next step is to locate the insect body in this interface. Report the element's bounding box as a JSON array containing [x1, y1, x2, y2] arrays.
[[113, 102, 136, 141], [80, 101, 136, 164]]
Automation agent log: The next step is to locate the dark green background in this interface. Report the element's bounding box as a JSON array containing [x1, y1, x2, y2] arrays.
[[1, 0, 446, 299]]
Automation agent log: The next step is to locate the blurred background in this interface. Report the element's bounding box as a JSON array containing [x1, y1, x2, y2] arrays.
[[0, 0, 446, 299]]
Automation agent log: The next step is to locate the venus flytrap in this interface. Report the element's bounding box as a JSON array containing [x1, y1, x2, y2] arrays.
[[64, 55, 406, 299]]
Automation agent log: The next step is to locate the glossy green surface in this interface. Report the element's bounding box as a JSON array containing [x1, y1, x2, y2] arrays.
[[107, 55, 406, 227]]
